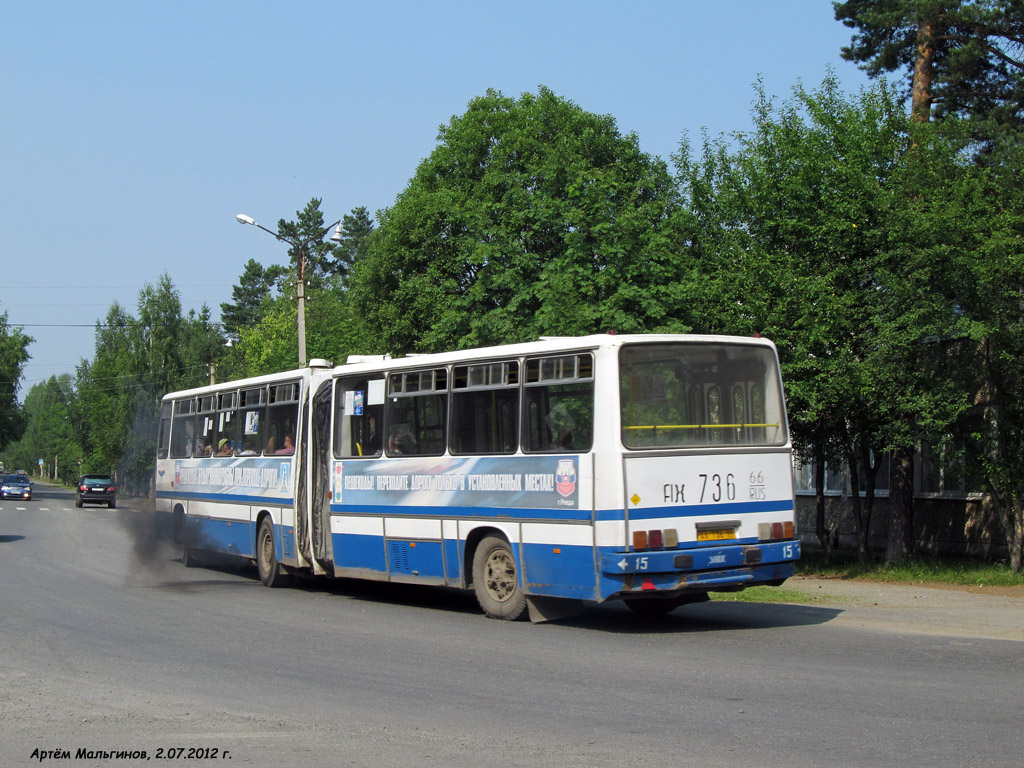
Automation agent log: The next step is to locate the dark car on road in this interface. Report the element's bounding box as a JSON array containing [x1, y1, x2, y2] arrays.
[[76, 474, 116, 508], [0, 474, 32, 500]]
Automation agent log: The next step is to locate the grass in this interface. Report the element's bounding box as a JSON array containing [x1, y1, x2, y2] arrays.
[[707, 551, 1024, 605], [796, 550, 1024, 588], [709, 585, 824, 604]]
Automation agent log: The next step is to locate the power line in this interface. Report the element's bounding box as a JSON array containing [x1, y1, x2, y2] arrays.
[[9, 322, 226, 328]]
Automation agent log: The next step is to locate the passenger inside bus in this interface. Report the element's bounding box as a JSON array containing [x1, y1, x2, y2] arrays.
[[364, 415, 381, 455], [274, 434, 295, 455], [388, 431, 413, 455], [217, 439, 232, 456]]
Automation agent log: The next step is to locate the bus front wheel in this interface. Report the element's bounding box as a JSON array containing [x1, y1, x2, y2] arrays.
[[472, 536, 527, 621], [257, 517, 289, 588]]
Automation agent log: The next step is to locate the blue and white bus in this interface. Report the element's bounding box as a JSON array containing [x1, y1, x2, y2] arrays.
[[156, 334, 799, 621]]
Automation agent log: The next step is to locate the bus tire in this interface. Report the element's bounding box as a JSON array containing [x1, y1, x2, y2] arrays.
[[181, 513, 198, 568], [182, 536, 197, 568], [257, 517, 289, 588], [472, 536, 526, 621]]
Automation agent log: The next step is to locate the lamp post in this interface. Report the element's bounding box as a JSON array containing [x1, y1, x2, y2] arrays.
[[235, 213, 344, 367]]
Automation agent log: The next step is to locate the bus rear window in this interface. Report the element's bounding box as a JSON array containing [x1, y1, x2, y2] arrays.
[[620, 343, 786, 449]]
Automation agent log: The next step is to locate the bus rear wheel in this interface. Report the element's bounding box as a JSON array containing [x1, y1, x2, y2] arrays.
[[181, 516, 198, 568], [472, 536, 526, 620], [257, 517, 289, 588]]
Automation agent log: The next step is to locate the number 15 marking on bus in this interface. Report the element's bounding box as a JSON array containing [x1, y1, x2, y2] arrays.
[[699, 473, 735, 502]]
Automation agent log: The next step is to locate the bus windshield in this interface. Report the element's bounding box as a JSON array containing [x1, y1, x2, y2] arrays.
[[620, 342, 787, 449]]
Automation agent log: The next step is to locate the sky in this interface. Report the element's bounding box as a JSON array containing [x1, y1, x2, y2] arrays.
[[0, 0, 876, 396]]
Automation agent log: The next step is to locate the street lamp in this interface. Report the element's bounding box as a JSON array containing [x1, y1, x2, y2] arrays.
[[235, 213, 344, 367]]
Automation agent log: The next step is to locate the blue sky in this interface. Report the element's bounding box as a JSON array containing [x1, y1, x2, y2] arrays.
[[1, 1, 875, 394]]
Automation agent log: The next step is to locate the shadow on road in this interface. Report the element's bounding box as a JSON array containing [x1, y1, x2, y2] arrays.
[[108, 500, 843, 633], [145, 549, 842, 633], [560, 599, 842, 634]]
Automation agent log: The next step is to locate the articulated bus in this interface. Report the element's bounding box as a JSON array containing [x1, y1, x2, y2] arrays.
[[155, 334, 799, 621]]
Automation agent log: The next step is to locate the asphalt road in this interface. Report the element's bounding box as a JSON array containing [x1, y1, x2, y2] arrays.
[[1, 483, 1021, 768]]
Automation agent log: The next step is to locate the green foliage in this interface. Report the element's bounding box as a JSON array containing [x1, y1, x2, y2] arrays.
[[1, 374, 81, 483], [349, 86, 684, 355], [709, 586, 828, 604], [0, 310, 32, 451], [835, 0, 1024, 136], [275, 197, 340, 290], [232, 287, 370, 377], [331, 206, 375, 282], [675, 75, 993, 563], [676, 76, 969, 457], [42, 275, 223, 494], [219, 259, 285, 338], [799, 549, 1024, 586]]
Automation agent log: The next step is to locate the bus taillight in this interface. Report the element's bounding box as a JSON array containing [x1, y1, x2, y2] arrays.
[[632, 528, 679, 551], [758, 521, 795, 541]]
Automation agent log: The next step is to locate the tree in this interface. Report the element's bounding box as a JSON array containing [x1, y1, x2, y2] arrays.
[[835, 0, 1024, 133], [220, 259, 285, 338], [275, 198, 341, 290], [349, 86, 682, 355], [949, 135, 1024, 572], [2, 375, 82, 483], [0, 310, 32, 451], [675, 76, 972, 563], [329, 206, 375, 282], [233, 287, 368, 377], [73, 276, 221, 495]]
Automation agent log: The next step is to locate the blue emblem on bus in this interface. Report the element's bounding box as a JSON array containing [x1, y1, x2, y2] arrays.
[[555, 459, 577, 498]]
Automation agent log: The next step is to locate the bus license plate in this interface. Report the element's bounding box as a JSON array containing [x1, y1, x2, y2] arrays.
[[697, 528, 736, 541]]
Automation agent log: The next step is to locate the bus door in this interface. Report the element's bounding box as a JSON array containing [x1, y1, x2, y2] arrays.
[[310, 380, 335, 570]]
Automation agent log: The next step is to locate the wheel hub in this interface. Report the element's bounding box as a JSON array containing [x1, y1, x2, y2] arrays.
[[484, 549, 516, 602]]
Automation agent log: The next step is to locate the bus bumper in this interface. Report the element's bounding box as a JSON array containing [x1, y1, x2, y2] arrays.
[[598, 539, 800, 598]]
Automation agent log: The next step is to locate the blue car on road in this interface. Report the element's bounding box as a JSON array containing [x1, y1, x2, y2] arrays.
[[0, 474, 32, 500]]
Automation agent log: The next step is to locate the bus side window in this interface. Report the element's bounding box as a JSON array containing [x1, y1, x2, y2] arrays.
[[523, 354, 594, 453], [157, 401, 172, 459], [216, 391, 238, 457], [194, 395, 216, 457], [386, 369, 447, 457], [237, 386, 266, 456], [266, 382, 300, 455], [450, 361, 519, 455], [334, 376, 385, 459], [169, 398, 197, 459]]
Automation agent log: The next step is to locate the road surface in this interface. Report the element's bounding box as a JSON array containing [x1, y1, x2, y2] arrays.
[[1, 483, 1020, 767]]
